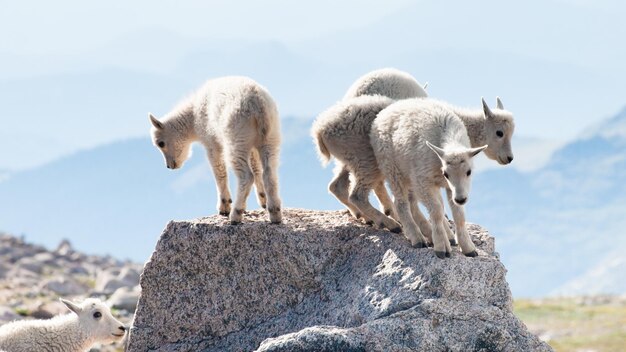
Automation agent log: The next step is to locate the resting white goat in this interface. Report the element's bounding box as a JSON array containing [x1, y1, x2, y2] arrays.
[[371, 99, 486, 258], [149, 76, 282, 224], [0, 298, 126, 352]]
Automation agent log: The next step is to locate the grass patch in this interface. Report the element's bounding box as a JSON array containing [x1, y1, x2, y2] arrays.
[[514, 297, 626, 352]]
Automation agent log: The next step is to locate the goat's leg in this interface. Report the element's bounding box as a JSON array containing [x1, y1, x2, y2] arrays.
[[422, 187, 452, 259], [386, 176, 427, 247], [408, 191, 433, 244], [446, 188, 476, 256], [373, 181, 396, 219], [206, 143, 232, 216], [328, 164, 368, 222], [349, 175, 401, 232], [249, 148, 266, 209], [259, 143, 282, 224], [229, 147, 256, 224]]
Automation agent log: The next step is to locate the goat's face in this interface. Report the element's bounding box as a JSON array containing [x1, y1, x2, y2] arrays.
[[426, 142, 487, 206], [481, 98, 515, 165], [61, 298, 126, 344], [149, 113, 192, 170]]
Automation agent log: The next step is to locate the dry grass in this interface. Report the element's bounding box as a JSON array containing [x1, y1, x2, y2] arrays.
[[514, 296, 626, 352]]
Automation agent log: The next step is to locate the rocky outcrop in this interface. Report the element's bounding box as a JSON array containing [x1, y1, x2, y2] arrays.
[[129, 209, 551, 352]]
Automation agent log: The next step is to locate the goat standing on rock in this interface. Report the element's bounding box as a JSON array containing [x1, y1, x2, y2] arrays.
[[371, 99, 487, 258], [312, 95, 401, 232], [149, 76, 282, 224]]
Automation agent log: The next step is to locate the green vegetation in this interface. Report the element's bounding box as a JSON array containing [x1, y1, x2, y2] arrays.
[[514, 297, 626, 352]]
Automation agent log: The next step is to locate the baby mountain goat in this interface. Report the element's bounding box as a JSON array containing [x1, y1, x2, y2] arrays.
[[312, 95, 401, 232], [328, 68, 429, 219], [0, 298, 126, 352], [149, 76, 282, 224], [371, 99, 487, 258]]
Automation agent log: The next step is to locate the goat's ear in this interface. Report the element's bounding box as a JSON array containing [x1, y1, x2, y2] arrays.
[[149, 113, 164, 130], [60, 298, 82, 314], [482, 97, 494, 119], [422, 82, 429, 90], [496, 97, 504, 110], [426, 141, 446, 160], [467, 145, 488, 158]]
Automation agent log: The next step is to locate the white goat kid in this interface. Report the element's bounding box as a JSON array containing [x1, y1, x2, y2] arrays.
[[332, 68, 429, 219], [343, 68, 428, 100], [0, 298, 126, 352], [416, 97, 516, 246], [371, 99, 487, 258], [149, 76, 282, 224], [312, 95, 402, 232]]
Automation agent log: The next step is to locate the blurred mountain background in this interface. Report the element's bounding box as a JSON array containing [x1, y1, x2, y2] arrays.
[[1, 0, 625, 298]]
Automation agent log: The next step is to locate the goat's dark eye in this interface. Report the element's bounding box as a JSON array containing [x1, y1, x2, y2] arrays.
[[93, 311, 102, 319], [158, 141, 165, 148], [496, 130, 504, 138], [466, 170, 472, 176], [443, 172, 449, 179]]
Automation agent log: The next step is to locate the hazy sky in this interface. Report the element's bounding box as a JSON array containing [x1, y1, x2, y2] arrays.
[[0, 0, 625, 170]]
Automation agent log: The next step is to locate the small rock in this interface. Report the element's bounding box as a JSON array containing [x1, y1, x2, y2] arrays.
[[32, 252, 58, 266], [40, 277, 89, 296], [30, 300, 69, 319], [117, 267, 141, 287], [107, 286, 141, 312], [0, 306, 22, 323], [55, 239, 74, 257], [15, 257, 45, 274]]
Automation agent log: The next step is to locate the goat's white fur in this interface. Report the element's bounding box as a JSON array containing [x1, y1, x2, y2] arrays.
[[312, 95, 402, 232], [0, 298, 125, 352], [333, 68, 429, 219], [149, 76, 282, 224], [344, 68, 428, 100], [370, 99, 486, 257], [339, 70, 516, 246]]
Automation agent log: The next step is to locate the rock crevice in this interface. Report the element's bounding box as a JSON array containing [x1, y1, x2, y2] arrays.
[[128, 209, 551, 352]]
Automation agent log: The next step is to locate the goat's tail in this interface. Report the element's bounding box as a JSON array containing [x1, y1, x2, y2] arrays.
[[312, 128, 332, 166]]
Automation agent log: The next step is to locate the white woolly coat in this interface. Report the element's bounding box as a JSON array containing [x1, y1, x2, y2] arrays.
[[343, 68, 428, 100], [0, 314, 93, 352]]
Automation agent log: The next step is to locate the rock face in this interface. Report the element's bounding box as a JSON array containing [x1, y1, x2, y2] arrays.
[[129, 209, 551, 352]]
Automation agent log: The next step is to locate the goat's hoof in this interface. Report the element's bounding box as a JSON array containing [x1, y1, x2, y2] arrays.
[[230, 220, 242, 225], [464, 250, 478, 257], [445, 251, 451, 258], [365, 220, 374, 226], [412, 241, 427, 249], [449, 239, 458, 246], [261, 204, 267, 209], [390, 226, 402, 234], [435, 251, 447, 259], [219, 211, 230, 217]]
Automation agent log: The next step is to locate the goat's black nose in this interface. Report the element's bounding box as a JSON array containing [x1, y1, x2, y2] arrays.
[[455, 197, 467, 205], [507, 156, 514, 163], [119, 325, 126, 332]]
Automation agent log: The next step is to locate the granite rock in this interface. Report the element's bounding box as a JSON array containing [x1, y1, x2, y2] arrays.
[[128, 209, 551, 352]]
